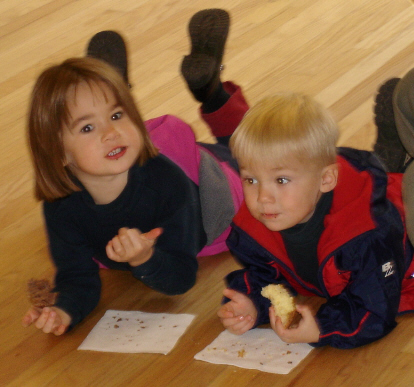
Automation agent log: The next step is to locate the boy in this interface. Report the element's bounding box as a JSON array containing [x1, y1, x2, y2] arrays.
[[218, 92, 414, 349]]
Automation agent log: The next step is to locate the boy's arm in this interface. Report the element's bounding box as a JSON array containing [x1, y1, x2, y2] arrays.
[[313, 232, 404, 349], [224, 269, 273, 327], [225, 227, 292, 327], [218, 288, 258, 335]]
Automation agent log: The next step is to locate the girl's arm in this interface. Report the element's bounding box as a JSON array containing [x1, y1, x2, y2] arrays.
[[43, 203, 102, 329], [109, 155, 204, 295], [22, 306, 71, 335], [129, 183, 202, 295]]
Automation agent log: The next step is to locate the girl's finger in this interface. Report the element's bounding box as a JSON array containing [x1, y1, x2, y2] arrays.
[[111, 236, 125, 255], [143, 227, 163, 241], [42, 310, 57, 334], [119, 231, 135, 254], [53, 324, 67, 336], [34, 307, 51, 329]]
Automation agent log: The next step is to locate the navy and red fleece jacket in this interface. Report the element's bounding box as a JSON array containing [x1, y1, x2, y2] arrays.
[[226, 148, 414, 349]]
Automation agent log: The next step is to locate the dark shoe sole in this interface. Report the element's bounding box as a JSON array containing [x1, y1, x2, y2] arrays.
[[181, 9, 229, 91]]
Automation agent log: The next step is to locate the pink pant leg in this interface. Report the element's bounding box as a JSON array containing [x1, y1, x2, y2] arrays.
[[200, 81, 249, 138]]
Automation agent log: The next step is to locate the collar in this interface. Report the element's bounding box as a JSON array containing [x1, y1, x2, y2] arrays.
[[233, 153, 378, 263]]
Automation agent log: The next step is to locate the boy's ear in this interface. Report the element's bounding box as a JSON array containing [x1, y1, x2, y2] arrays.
[[320, 163, 338, 193]]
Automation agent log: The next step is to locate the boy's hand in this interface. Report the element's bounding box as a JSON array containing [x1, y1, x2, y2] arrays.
[[22, 306, 71, 336], [106, 227, 163, 267], [217, 288, 258, 335], [269, 304, 320, 343]]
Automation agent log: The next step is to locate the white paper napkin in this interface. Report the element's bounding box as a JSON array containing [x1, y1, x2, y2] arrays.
[[194, 329, 313, 374], [78, 310, 195, 354]]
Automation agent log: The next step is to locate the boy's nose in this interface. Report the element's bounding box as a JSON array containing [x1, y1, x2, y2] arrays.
[[257, 185, 275, 203]]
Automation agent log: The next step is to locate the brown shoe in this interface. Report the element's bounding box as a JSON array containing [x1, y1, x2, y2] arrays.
[[181, 9, 230, 102]]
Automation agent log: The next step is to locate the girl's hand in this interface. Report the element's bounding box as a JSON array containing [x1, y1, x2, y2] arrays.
[[22, 306, 71, 336], [217, 288, 258, 335], [106, 227, 163, 267], [269, 304, 320, 344]]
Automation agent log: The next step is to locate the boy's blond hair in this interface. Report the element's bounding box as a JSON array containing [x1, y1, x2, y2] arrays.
[[230, 92, 338, 169], [27, 57, 158, 202]]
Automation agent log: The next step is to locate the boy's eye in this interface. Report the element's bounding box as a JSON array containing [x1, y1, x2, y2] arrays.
[[80, 124, 93, 133], [112, 111, 123, 120], [276, 177, 289, 185], [243, 177, 258, 185]]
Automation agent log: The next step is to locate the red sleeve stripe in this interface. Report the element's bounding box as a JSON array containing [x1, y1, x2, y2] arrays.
[[319, 311, 370, 339], [244, 271, 251, 294]]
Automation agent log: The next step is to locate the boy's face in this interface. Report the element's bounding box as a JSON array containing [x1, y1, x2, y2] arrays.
[[240, 158, 333, 231], [62, 81, 143, 186]]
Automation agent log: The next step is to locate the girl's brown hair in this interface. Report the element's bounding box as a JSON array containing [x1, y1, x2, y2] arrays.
[[28, 57, 158, 202]]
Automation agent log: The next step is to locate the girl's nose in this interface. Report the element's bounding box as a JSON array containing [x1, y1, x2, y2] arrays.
[[102, 124, 120, 141]]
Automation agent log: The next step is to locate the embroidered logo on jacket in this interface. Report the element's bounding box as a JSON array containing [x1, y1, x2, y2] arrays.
[[382, 261, 395, 277]]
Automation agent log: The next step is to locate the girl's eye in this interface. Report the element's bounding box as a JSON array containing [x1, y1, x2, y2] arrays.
[[243, 177, 258, 185], [80, 124, 93, 133], [112, 111, 123, 120], [276, 177, 289, 185]]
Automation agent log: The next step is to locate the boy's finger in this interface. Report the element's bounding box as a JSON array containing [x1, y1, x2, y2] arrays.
[[221, 315, 245, 329], [217, 307, 234, 319], [296, 304, 312, 320], [270, 313, 285, 334], [222, 288, 238, 300], [226, 316, 252, 335]]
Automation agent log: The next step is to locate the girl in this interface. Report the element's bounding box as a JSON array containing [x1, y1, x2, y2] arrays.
[[22, 10, 249, 335]]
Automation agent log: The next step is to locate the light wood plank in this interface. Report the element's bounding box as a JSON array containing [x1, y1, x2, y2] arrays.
[[1, 0, 414, 386]]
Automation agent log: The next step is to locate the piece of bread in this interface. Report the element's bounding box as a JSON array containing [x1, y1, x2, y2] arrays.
[[261, 284, 297, 328], [27, 279, 57, 308]]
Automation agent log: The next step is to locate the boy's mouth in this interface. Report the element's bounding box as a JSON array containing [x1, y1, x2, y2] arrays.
[[261, 213, 279, 219]]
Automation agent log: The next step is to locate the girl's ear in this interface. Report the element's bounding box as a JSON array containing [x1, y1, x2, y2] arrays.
[[320, 163, 338, 193]]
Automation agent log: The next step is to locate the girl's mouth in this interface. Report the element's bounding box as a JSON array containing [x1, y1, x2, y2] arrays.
[[106, 147, 127, 159]]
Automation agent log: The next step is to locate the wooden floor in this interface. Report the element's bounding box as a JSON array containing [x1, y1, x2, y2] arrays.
[[2, 0, 414, 385]]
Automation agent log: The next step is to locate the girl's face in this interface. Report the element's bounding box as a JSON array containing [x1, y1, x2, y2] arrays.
[[62, 81, 143, 186]]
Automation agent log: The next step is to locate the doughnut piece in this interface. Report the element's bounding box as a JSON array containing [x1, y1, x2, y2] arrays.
[[261, 284, 297, 328], [27, 279, 57, 308]]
